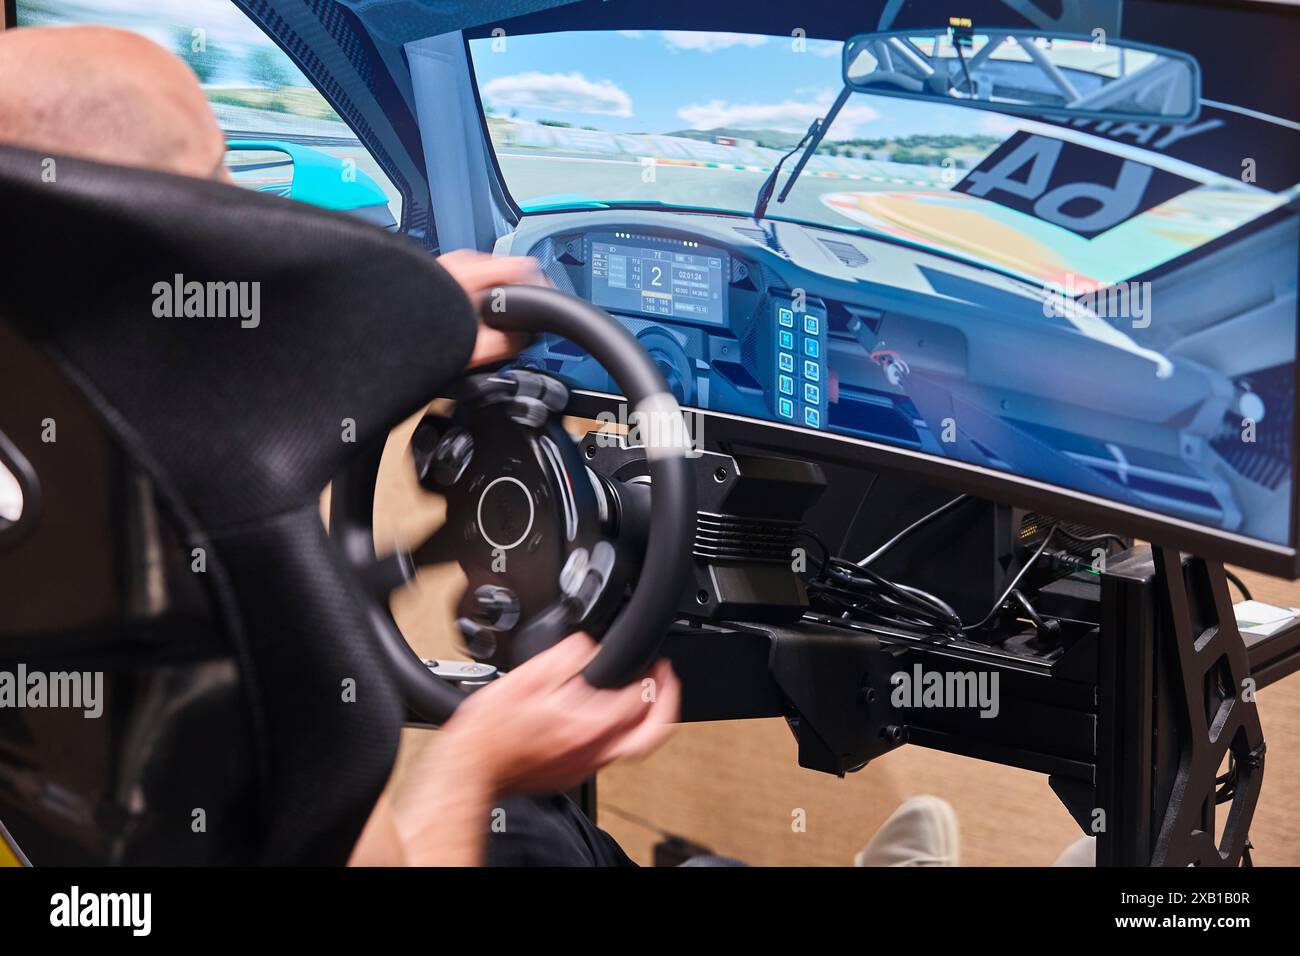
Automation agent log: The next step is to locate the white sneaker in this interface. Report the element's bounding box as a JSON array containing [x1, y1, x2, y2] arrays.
[[853, 795, 960, 867], [1052, 836, 1096, 866]]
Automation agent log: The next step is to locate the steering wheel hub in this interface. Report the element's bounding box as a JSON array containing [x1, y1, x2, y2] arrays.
[[477, 476, 535, 551]]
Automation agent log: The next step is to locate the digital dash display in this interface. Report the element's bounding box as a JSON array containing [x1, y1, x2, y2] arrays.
[[588, 232, 727, 325]]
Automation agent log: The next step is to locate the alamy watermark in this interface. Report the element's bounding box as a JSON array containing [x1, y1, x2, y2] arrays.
[[890, 664, 1000, 719], [152, 273, 260, 328], [0, 665, 103, 718], [593, 403, 705, 458], [1042, 272, 1152, 329], [50, 886, 151, 936]]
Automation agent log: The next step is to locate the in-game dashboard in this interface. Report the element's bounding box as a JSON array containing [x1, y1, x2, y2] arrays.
[[499, 207, 1296, 555], [578, 230, 826, 430]]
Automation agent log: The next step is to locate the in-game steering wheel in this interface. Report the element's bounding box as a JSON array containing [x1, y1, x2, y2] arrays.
[[331, 285, 697, 724]]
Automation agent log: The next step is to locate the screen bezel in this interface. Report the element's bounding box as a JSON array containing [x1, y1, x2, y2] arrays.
[[565, 382, 1300, 577]]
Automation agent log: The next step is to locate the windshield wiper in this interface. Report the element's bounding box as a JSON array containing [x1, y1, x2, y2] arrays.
[[752, 118, 820, 222], [770, 85, 854, 210]]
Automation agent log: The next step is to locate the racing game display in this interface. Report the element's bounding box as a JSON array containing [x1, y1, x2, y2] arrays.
[[475, 4, 1298, 551], [589, 233, 727, 325]]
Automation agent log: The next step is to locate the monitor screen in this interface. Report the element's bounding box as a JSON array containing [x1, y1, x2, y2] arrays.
[[483, 3, 1299, 572]]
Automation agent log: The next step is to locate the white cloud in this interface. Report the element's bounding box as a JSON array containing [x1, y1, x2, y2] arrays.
[[677, 91, 880, 135], [661, 31, 767, 53], [617, 30, 643, 38], [481, 71, 633, 117], [809, 40, 843, 58]]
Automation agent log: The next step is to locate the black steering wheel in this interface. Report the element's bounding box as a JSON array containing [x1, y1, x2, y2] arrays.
[[331, 285, 697, 724]]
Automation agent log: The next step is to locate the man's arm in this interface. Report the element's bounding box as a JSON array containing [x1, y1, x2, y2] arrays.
[[351, 252, 675, 866], [348, 741, 496, 867], [351, 634, 681, 866]]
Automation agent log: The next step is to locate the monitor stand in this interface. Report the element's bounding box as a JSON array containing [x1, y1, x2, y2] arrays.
[[659, 546, 1294, 867]]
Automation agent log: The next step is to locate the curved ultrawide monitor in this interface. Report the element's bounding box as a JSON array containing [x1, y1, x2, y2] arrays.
[[468, 1, 1300, 576]]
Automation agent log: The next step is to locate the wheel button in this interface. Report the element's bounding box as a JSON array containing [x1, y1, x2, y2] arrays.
[[432, 428, 474, 486]]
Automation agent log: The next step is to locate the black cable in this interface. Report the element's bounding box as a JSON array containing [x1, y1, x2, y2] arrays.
[[811, 549, 960, 634], [809, 556, 963, 637], [840, 472, 880, 554], [1053, 527, 1129, 551], [1224, 568, 1253, 602], [963, 524, 1059, 633], [895, 582, 961, 623], [857, 494, 970, 567], [796, 527, 832, 577], [836, 562, 948, 621], [801, 489, 976, 637], [806, 502, 1071, 643]]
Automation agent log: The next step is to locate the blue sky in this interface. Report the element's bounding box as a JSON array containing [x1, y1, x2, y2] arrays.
[[469, 30, 1004, 142]]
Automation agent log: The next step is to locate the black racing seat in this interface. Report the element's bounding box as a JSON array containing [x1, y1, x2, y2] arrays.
[[0, 145, 476, 863]]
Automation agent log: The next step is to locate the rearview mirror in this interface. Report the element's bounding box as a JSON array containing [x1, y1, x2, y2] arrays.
[[843, 28, 1201, 124]]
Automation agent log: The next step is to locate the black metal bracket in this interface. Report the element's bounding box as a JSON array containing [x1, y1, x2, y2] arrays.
[[659, 621, 906, 776], [1147, 547, 1265, 866], [767, 625, 907, 775], [657, 544, 1286, 867]]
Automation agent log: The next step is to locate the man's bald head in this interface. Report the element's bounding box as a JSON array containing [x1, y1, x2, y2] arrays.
[[0, 25, 227, 179]]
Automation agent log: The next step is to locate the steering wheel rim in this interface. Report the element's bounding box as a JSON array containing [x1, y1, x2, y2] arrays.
[[332, 284, 697, 724]]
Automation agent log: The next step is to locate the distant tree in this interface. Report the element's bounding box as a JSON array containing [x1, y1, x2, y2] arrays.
[[174, 27, 226, 84], [891, 148, 932, 165], [537, 119, 573, 128], [248, 47, 292, 89]]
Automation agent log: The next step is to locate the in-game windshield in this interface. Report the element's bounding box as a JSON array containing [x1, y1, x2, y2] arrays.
[[468, 29, 1298, 288]]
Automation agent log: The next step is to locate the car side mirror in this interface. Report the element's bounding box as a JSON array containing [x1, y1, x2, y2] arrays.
[[224, 139, 396, 228]]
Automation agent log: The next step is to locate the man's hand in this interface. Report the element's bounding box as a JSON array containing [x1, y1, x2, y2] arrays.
[[436, 248, 549, 369], [369, 635, 680, 865], [438, 633, 681, 796]]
